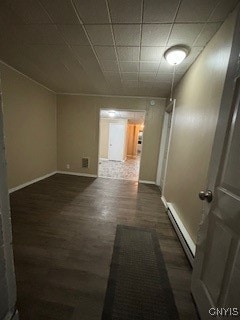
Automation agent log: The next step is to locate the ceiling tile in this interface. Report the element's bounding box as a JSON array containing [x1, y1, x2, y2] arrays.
[[175, 63, 191, 74], [26, 44, 73, 66], [95, 46, 117, 60], [0, 2, 24, 24], [143, 0, 180, 23], [0, 24, 20, 43], [156, 73, 173, 82], [140, 62, 159, 73], [108, 78, 123, 86], [104, 72, 121, 81], [57, 25, 89, 45], [167, 23, 204, 46], [154, 87, 169, 97], [154, 81, 171, 93], [122, 80, 139, 87], [142, 24, 171, 46], [70, 47, 110, 92], [113, 25, 141, 46], [108, 0, 142, 23], [100, 60, 119, 72], [209, 0, 239, 22], [16, 25, 65, 45], [155, 80, 171, 87], [40, 0, 80, 24], [176, 0, 219, 22], [59, 59, 89, 83], [121, 72, 139, 80], [119, 61, 139, 72], [158, 60, 174, 74], [117, 47, 140, 61], [140, 47, 165, 61], [5, 0, 52, 24], [73, 0, 109, 23], [194, 23, 221, 46], [139, 73, 156, 81], [72, 45, 98, 65], [139, 81, 154, 88], [170, 73, 184, 83], [85, 25, 114, 45], [156, 72, 183, 83], [186, 46, 204, 62]]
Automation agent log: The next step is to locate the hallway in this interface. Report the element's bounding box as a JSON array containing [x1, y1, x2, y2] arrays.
[[10, 174, 198, 320]]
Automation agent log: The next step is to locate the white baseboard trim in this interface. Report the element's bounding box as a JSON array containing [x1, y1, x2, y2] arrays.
[[161, 196, 168, 209], [139, 180, 156, 184], [99, 157, 108, 161], [9, 171, 57, 194], [166, 202, 196, 266], [57, 171, 97, 178]]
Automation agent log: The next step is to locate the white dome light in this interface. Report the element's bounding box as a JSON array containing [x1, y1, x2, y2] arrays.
[[164, 46, 189, 65]]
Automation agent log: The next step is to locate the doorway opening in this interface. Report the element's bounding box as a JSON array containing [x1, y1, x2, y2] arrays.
[[98, 109, 145, 181]]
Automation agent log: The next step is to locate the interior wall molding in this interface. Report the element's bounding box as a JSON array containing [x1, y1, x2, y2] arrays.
[[0, 59, 54, 93], [139, 180, 156, 184], [9, 171, 57, 193], [57, 92, 166, 100], [57, 171, 98, 178]]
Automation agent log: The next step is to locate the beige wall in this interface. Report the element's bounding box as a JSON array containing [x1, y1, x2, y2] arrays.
[[99, 118, 109, 159], [0, 62, 57, 189], [57, 95, 165, 181], [164, 11, 237, 244], [99, 118, 127, 159]]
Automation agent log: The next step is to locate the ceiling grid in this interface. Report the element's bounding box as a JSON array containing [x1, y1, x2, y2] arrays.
[[0, 0, 238, 97], [103, 0, 124, 91]]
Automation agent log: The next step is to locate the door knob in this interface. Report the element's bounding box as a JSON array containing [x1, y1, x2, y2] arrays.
[[198, 190, 213, 203]]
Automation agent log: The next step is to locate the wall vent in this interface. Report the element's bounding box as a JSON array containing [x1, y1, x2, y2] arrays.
[[82, 157, 89, 168]]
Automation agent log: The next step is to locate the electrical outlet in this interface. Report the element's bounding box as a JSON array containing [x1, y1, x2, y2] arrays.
[[66, 164, 70, 169]]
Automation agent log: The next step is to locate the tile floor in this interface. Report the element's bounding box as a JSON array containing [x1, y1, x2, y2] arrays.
[[98, 156, 140, 181]]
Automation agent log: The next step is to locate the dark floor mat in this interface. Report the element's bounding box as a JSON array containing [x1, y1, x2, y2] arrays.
[[102, 225, 179, 320]]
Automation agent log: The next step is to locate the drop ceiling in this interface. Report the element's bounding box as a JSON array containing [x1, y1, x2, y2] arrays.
[[0, 0, 238, 97], [100, 110, 145, 124]]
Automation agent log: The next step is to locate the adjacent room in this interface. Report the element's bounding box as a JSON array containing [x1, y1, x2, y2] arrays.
[[0, 1, 239, 320], [98, 109, 145, 181]]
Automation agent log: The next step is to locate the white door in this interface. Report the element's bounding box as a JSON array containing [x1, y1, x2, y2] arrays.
[[192, 15, 240, 319], [108, 123, 125, 161]]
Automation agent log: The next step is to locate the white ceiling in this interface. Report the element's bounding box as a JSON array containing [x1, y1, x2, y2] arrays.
[[0, 0, 238, 97], [101, 110, 145, 124]]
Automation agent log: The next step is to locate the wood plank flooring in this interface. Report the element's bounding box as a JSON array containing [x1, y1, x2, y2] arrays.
[[10, 174, 199, 320]]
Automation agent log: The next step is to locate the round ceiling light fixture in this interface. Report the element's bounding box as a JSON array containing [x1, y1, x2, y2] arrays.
[[164, 46, 189, 65]]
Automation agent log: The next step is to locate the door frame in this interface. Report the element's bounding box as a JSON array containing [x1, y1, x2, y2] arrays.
[[97, 108, 146, 179], [156, 99, 176, 194], [0, 91, 18, 319], [192, 7, 240, 318]]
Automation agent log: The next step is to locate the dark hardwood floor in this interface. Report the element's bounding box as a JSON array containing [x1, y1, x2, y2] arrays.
[[10, 174, 198, 320]]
